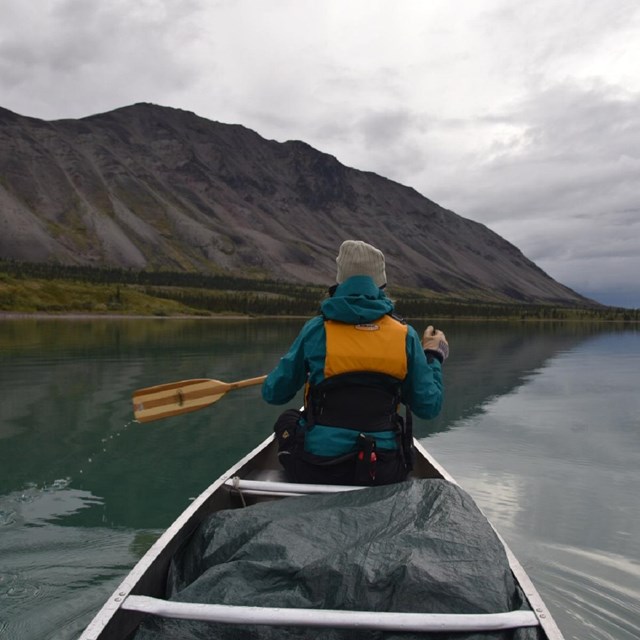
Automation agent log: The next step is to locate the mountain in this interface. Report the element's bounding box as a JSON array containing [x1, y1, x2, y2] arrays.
[[0, 103, 593, 305]]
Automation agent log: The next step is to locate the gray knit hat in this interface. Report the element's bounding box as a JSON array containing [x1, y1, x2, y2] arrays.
[[335, 240, 387, 287]]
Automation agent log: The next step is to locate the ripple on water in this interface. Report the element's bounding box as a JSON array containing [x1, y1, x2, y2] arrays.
[[0, 507, 17, 526], [0, 480, 102, 530], [0, 482, 138, 640], [0, 572, 42, 601], [530, 543, 640, 640], [0, 514, 141, 639]]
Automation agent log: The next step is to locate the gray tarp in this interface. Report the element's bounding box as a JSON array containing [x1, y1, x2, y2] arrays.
[[135, 479, 543, 639]]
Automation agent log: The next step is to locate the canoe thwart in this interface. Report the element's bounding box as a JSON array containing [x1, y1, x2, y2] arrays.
[[225, 477, 364, 496], [123, 595, 540, 632]]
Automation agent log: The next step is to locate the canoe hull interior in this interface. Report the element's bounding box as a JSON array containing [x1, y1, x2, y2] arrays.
[[78, 435, 563, 640]]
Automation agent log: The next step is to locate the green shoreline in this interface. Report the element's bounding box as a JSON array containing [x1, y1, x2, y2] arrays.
[[1, 311, 639, 324], [2, 261, 639, 322], [0, 311, 255, 320]]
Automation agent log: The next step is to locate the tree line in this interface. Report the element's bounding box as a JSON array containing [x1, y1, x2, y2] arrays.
[[1, 258, 638, 321], [0, 258, 321, 296], [394, 298, 640, 322]]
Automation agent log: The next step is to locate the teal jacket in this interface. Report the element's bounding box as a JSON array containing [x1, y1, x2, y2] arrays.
[[262, 276, 444, 456]]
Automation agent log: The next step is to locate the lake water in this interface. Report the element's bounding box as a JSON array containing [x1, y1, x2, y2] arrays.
[[0, 318, 639, 639]]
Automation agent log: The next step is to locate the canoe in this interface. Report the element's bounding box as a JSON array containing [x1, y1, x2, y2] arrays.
[[79, 435, 565, 640]]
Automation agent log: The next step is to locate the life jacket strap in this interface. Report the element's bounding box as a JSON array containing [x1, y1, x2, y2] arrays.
[[307, 372, 402, 432]]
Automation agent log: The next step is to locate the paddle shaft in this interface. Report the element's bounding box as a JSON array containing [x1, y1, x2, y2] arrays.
[[222, 376, 268, 392]]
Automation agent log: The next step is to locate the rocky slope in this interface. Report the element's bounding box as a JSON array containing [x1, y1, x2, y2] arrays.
[[0, 103, 593, 304]]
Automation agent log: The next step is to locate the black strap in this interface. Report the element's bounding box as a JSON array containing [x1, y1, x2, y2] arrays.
[[396, 406, 414, 471], [307, 372, 402, 431]]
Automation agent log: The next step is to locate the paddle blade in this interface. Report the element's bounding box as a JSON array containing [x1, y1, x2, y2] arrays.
[[132, 378, 229, 423]]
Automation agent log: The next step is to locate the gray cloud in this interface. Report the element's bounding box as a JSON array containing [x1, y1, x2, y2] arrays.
[[0, 0, 205, 118], [410, 82, 640, 303]]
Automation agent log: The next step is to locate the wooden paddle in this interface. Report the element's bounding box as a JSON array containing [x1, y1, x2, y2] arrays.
[[132, 375, 267, 423]]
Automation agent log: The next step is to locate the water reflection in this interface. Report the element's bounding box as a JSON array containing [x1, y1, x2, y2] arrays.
[[432, 331, 640, 549], [0, 318, 621, 526], [414, 320, 610, 437], [0, 317, 305, 354], [0, 318, 308, 527]]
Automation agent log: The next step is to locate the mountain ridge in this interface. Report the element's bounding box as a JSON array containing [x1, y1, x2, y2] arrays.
[[0, 102, 594, 305]]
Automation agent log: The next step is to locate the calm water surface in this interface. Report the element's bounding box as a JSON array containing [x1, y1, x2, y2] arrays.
[[0, 318, 639, 639]]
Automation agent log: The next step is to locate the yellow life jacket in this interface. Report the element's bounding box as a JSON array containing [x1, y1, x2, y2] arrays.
[[324, 315, 408, 380], [304, 315, 408, 432]]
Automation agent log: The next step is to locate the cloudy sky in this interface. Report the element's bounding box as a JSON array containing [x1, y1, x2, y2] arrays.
[[1, 0, 639, 307]]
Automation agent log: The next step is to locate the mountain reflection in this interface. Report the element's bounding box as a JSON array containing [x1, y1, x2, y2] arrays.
[[413, 320, 612, 437]]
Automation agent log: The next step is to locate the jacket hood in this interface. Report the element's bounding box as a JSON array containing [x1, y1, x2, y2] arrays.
[[320, 276, 394, 324]]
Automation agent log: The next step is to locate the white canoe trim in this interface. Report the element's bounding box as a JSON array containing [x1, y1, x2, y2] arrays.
[[123, 595, 540, 632], [225, 477, 364, 495]]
